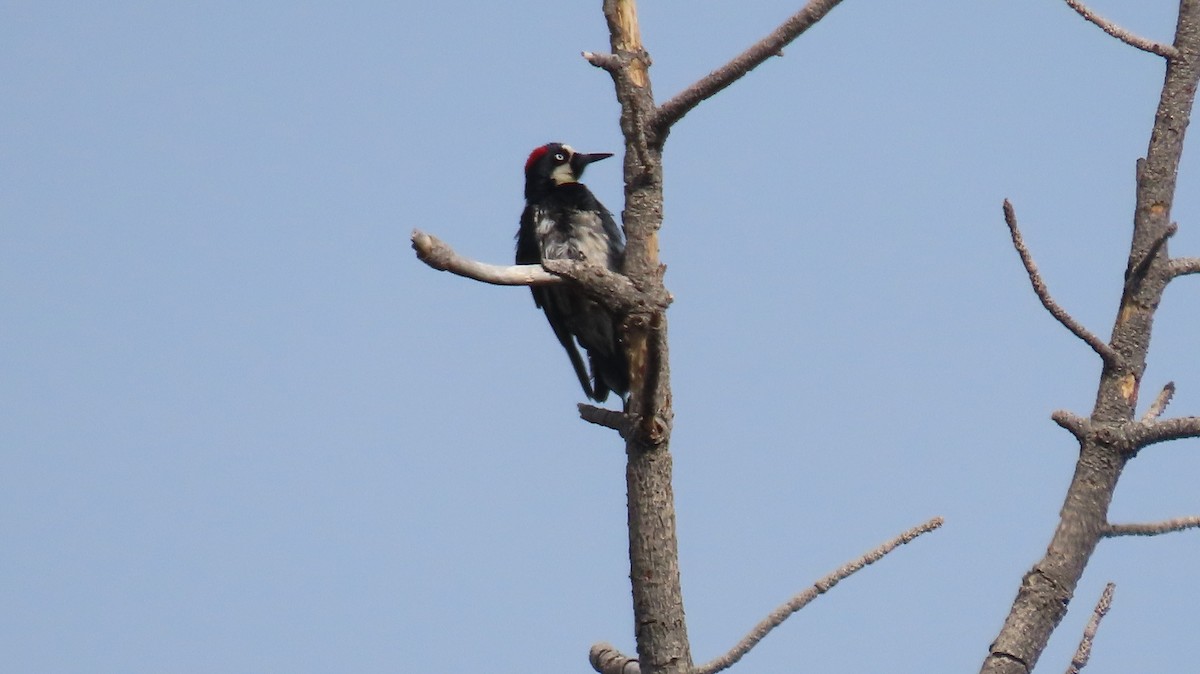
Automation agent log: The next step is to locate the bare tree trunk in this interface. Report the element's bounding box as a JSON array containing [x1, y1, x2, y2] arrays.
[[597, 3, 691, 671], [416, 3, 948, 673], [982, 2, 1200, 672]]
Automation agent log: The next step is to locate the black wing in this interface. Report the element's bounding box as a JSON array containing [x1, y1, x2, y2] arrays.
[[517, 204, 598, 399], [577, 201, 627, 400], [597, 203, 624, 271]]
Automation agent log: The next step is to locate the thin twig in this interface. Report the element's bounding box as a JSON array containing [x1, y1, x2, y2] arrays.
[[1169, 257, 1200, 277], [578, 403, 629, 435], [652, 0, 846, 134], [1064, 583, 1115, 674], [693, 517, 944, 674], [1063, 0, 1179, 58], [1106, 516, 1200, 537], [1141, 381, 1176, 421], [1003, 200, 1121, 367]]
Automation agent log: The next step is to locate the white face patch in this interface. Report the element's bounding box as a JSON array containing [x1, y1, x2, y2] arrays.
[[550, 163, 574, 185], [550, 144, 577, 185]]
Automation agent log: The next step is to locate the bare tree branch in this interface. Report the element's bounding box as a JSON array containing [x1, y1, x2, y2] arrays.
[[589, 44, 655, 167], [601, 0, 655, 168], [1063, 0, 1179, 58], [1002, 200, 1122, 367], [582, 50, 622, 74], [541, 258, 670, 313], [590, 643, 640, 674], [1106, 516, 1200, 537], [597, 2, 692, 672], [1141, 381, 1176, 421], [983, 5, 1200, 671], [1169, 256, 1200, 277], [579, 403, 629, 435], [651, 0, 846, 135], [412, 230, 561, 286], [1052, 410, 1091, 441], [1130, 416, 1200, 449], [412, 229, 666, 316], [694, 517, 944, 674], [1064, 583, 1115, 674]]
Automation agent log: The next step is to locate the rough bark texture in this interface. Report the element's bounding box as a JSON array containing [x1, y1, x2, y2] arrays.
[[601, 2, 691, 673], [980, 3, 1200, 672]]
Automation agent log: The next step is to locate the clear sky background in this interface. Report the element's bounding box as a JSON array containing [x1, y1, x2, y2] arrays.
[[3, 1, 1198, 672]]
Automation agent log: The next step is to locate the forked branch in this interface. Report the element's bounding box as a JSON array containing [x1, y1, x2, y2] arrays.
[[593, 2, 691, 673], [1002, 200, 1121, 367], [983, 5, 1200, 650], [651, 0, 846, 135], [1063, 0, 1179, 58]]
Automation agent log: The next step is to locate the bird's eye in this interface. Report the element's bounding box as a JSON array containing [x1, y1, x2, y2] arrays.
[[554, 153, 566, 162]]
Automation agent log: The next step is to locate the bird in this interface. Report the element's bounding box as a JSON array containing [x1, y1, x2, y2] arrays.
[[516, 142, 629, 402]]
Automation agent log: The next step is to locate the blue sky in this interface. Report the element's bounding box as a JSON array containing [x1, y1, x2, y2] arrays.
[[3, 1, 1198, 672]]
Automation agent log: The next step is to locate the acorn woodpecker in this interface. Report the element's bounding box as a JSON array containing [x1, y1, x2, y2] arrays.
[[516, 142, 629, 402]]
